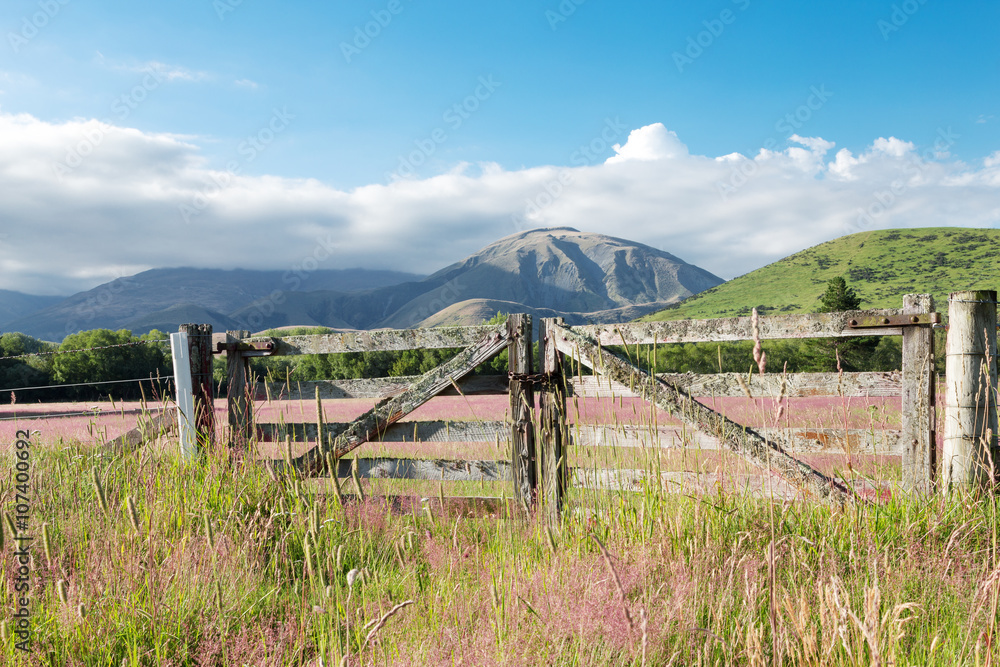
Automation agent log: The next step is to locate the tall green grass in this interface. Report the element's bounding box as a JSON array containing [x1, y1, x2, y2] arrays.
[[4, 428, 1000, 666]]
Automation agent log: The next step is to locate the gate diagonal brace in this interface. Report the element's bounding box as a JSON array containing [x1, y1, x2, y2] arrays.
[[549, 323, 856, 504]]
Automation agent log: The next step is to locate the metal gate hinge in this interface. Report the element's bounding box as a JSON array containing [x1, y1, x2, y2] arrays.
[[847, 313, 940, 329]]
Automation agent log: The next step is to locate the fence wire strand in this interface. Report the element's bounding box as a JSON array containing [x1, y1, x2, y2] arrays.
[[0, 406, 169, 422], [0, 338, 169, 361], [1, 375, 174, 395]]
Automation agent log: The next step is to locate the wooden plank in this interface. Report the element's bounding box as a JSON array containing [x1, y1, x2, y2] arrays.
[[574, 309, 907, 346], [104, 410, 175, 455], [289, 324, 510, 474], [568, 371, 902, 398], [508, 314, 537, 513], [569, 468, 801, 497], [551, 322, 855, 503], [943, 290, 998, 489], [574, 424, 902, 455], [900, 294, 936, 492], [263, 374, 508, 400], [539, 318, 568, 520], [264, 326, 499, 356], [259, 418, 900, 455], [329, 457, 510, 482], [300, 490, 512, 516], [258, 419, 507, 443]]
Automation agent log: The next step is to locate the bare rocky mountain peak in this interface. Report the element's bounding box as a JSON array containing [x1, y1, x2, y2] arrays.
[[7, 229, 723, 339]]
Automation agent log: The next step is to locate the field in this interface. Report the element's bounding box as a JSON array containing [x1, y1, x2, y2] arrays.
[[2, 384, 998, 666]]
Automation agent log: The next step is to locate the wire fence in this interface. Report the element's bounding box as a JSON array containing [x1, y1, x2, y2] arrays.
[[0, 376, 175, 395], [0, 338, 169, 361], [1, 337, 176, 407], [0, 406, 169, 422]]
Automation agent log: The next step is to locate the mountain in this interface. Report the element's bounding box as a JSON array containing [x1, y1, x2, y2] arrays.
[[642, 227, 1000, 322], [5, 228, 723, 340], [0, 290, 65, 329], [230, 228, 724, 330], [5, 267, 424, 341]]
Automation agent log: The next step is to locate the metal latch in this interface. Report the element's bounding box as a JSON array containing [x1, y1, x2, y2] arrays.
[[214, 340, 276, 356]]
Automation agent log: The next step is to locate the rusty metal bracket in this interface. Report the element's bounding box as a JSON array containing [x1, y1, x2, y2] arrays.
[[214, 340, 276, 357], [847, 313, 940, 329]]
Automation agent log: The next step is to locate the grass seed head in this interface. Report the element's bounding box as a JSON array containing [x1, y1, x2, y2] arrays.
[[204, 514, 215, 550], [42, 523, 53, 566], [56, 579, 69, 605], [125, 496, 141, 533], [92, 468, 109, 515]]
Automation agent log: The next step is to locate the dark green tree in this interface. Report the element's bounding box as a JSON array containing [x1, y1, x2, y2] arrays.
[[0, 332, 55, 401], [804, 277, 879, 371], [52, 329, 170, 399], [819, 276, 862, 312]]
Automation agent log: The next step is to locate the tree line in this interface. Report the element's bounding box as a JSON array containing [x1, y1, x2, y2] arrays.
[[0, 278, 920, 403], [0, 329, 173, 403]]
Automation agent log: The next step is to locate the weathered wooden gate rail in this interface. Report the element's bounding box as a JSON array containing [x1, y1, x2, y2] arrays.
[[172, 293, 963, 514]]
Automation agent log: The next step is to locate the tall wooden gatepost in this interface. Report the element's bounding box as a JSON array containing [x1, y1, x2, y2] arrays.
[[943, 290, 998, 490], [508, 314, 537, 513], [538, 317, 568, 522], [178, 323, 215, 446], [226, 329, 253, 448], [900, 294, 936, 492]]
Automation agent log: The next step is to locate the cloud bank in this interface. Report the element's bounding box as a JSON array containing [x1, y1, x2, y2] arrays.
[[1, 112, 998, 295]]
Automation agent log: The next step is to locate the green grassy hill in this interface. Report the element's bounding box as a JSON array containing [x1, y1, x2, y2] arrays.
[[643, 227, 1000, 321]]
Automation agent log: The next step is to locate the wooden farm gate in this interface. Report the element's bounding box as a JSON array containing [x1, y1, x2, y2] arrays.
[[531, 293, 938, 512], [171, 294, 946, 516], [219, 316, 540, 512]]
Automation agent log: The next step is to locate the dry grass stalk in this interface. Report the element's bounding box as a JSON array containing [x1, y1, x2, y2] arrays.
[[590, 533, 634, 631], [362, 600, 415, 650], [751, 307, 767, 375]]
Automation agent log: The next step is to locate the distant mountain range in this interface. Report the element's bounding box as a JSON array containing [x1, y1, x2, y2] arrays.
[[1, 268, 424, 341], [642, 227, 1000, 322], [2, 228, 723, 341], [0, 290, 64, 328]]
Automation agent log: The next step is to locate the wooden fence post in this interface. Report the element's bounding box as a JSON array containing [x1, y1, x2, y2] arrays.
[[508, 314, 536, 513], [539, 317, 567, 521], [943, 290, 998, 490], [226, 329, 253, 448], [169, 331, 197, 459], [179, 324, 214, 446], [900, 295, 935, 492]]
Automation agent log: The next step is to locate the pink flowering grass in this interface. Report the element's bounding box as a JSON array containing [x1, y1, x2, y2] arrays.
[[4, 425, 1000, 665]]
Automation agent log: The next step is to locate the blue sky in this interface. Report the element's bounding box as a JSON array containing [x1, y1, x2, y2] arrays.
[[1, 0, 998, 294]]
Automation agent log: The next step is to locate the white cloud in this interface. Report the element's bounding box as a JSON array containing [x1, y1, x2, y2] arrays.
[[0, 113, 997, 295], [234, 79, 259, 90], [606, 123, 688, 163]]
